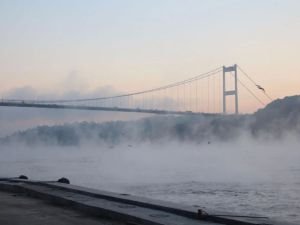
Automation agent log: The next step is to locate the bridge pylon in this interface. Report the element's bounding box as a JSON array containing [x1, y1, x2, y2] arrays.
[[223, 64, 238, 114]]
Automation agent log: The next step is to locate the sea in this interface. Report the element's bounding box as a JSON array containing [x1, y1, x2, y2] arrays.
[[0, 140, 299, 224]]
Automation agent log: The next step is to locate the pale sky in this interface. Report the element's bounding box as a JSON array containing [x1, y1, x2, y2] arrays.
[[0, 0, 300, 113]]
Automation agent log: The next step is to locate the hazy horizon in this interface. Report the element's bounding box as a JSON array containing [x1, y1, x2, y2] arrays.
[[1, 1, 299, 111]]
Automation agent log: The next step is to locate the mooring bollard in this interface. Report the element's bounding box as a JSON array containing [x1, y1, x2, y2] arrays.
[[57, 177, 70, 184], [18, 175, 28, 180]]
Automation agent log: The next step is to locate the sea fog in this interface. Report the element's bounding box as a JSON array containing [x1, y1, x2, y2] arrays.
[[1, 136, 299, 186], [0, 135, 299, 224], [0, 95, 300, 224]]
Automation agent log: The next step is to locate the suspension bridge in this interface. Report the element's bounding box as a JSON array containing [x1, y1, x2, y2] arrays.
[[0, 64, 272, 115]]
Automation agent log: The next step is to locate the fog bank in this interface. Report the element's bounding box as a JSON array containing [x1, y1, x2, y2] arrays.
[[0, 95, 299, 187], [1, 95, 300, 146]]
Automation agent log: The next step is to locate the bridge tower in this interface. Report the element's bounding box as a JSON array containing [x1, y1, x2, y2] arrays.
[[223, 64, 238, 114]]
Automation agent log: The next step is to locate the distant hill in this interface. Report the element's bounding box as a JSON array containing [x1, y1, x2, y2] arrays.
[[1, 95, 300, 146], [252, 95, 300, 138]]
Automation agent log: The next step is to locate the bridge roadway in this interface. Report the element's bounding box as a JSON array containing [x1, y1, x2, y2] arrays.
[[0, 101, 204, 115], [0, 178, 282, 225]]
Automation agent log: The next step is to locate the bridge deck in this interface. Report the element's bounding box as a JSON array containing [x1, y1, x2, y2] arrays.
[[0, 101, 206, 115]]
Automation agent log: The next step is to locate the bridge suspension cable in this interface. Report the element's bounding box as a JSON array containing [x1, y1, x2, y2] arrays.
[[0, 64, 273, 114], [6, 66, 222, 104], [237, 65, 273, 101], [228, 69, 266, 106], [237, 78, 265, 106]]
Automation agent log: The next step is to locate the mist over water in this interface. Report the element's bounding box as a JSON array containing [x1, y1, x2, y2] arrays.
[[0, 95, 300, 224], [1, 137, 299, 185], [1, 137, 300, 223]]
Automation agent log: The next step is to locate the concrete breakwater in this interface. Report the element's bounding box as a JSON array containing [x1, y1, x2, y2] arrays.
[[0, 177, 287, 225]]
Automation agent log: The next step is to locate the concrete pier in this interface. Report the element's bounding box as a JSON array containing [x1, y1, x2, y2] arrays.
[[0, 178, 284, 225], [0, 191, 121, 225]]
